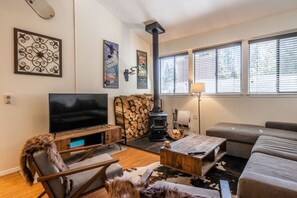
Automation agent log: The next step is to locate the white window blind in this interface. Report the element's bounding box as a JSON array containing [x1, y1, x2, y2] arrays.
[[249, 33, 297, 94], [194, 43, 242, 94], [160, 53, 189, 94]]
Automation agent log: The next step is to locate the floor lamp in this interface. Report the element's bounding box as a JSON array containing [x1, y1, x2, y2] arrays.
[[191, 83, 205, 134]]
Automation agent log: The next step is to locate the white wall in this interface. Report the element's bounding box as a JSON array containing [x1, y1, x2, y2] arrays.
[[74, 0, 152, 124], [160, 9, 297, 133], [0, 0, 151, 174], [0, 0, 75, 174]]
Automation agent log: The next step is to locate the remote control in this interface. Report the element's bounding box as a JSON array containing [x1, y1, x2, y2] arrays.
[[187, 151, 206, 155]]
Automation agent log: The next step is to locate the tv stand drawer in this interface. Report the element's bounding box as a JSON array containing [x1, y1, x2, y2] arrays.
[[55, 139, 70, 151], [105, 128, 122, 144]]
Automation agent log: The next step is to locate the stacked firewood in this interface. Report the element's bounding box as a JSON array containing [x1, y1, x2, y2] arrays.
[[114, 94, 153, 141]]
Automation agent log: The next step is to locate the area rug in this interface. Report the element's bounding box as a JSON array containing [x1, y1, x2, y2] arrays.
[[124, 155, 247, 196]]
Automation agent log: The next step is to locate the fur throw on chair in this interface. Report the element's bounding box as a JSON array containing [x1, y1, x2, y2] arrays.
[[19, 134, 72, 195], [106, 177, 206, 198]]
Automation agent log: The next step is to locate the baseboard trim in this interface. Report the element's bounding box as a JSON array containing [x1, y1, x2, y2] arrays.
[[0, 167, 20, 177]]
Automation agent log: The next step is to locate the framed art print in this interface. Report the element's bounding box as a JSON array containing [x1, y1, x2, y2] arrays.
[[137, 50, 148, 89], [14, 28, 62, 77], [103, 40, 119, 88]]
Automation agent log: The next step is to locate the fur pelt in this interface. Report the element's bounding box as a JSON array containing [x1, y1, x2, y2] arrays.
[[106, 177, 206, 198], [106, 177, 143, 198], [19, 134, 72, 196]]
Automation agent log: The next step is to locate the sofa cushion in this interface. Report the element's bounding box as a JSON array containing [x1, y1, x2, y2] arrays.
[[252, 135, 297, 161], [206, 123, 265, 144], [261, 127, 297, 141], [238, 153, 297, 198], [266, 121, 297, 132], [206, 123, 297, 145]]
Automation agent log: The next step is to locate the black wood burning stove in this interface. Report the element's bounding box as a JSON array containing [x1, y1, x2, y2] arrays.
[[148, 112, 167, 141], [145, 22, 168, 141]]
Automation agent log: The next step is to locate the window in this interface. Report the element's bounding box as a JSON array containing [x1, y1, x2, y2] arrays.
[[194, 43, 242, 94], [249, 32, 297, 94], [160, 53, 189, 94]]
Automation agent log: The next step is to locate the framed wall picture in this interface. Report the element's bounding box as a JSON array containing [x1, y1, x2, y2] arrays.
[[137, 50, 148, 89], [14, 28, 62, 77], [103, 40, 119, 88]]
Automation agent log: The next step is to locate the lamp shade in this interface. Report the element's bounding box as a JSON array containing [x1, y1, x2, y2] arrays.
[[191, 83, 205, 93]]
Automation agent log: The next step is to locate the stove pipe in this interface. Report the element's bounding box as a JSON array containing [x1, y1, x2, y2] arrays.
[[145, 22, 165, 113]]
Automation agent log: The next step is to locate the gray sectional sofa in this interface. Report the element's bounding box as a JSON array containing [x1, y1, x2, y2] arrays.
[[206, 121, 297, 198]]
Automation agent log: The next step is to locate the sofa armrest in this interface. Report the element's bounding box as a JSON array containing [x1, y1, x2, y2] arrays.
[[265, 121, 297, 132]]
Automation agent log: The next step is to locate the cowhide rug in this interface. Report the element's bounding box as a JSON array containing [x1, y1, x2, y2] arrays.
[[124, 155, 247, 196]]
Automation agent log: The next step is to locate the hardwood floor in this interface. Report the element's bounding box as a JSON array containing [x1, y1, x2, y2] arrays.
[[0, 147, 159, 198]]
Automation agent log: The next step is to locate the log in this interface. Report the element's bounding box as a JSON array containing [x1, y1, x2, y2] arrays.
[[137, 123, 142, 130], [131, 106, 137, 112]]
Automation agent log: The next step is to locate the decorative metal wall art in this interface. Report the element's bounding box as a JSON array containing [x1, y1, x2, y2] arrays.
[[14, 28, 62, 77], [137, 50, 148, 89], [103, 40, 119, 88]]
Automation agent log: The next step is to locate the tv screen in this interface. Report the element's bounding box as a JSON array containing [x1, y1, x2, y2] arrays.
[[49, 93, 108, 133]]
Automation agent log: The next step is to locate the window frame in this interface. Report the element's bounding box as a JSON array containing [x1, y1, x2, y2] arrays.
[[159, 52, 189, 95], [248, 32, 297, 95], [193, 42, 243, 95]]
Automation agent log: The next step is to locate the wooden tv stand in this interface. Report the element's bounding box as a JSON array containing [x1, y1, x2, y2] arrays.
[[53, 125, 122, 151]]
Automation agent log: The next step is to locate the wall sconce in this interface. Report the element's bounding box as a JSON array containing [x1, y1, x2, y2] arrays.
[[124, 66, 137, 81]]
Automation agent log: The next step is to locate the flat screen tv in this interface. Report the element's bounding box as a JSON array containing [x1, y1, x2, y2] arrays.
[[49, 93, 108, 133]]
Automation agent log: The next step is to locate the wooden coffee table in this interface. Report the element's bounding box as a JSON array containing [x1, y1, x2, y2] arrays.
[[160, 135, 226, 177]]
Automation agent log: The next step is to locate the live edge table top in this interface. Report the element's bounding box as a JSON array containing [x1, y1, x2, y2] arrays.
[[160, 135, 227, 177]]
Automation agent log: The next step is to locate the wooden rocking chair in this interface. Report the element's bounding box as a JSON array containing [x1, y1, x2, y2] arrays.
[[27, 143, 123, 198]]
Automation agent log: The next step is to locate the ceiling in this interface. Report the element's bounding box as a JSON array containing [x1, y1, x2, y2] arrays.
[[98, 0, 297, 43]]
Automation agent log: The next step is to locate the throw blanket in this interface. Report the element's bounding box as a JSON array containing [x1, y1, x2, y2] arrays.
[[19, 134, 72, 196], [106, 177, 206, 198]]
